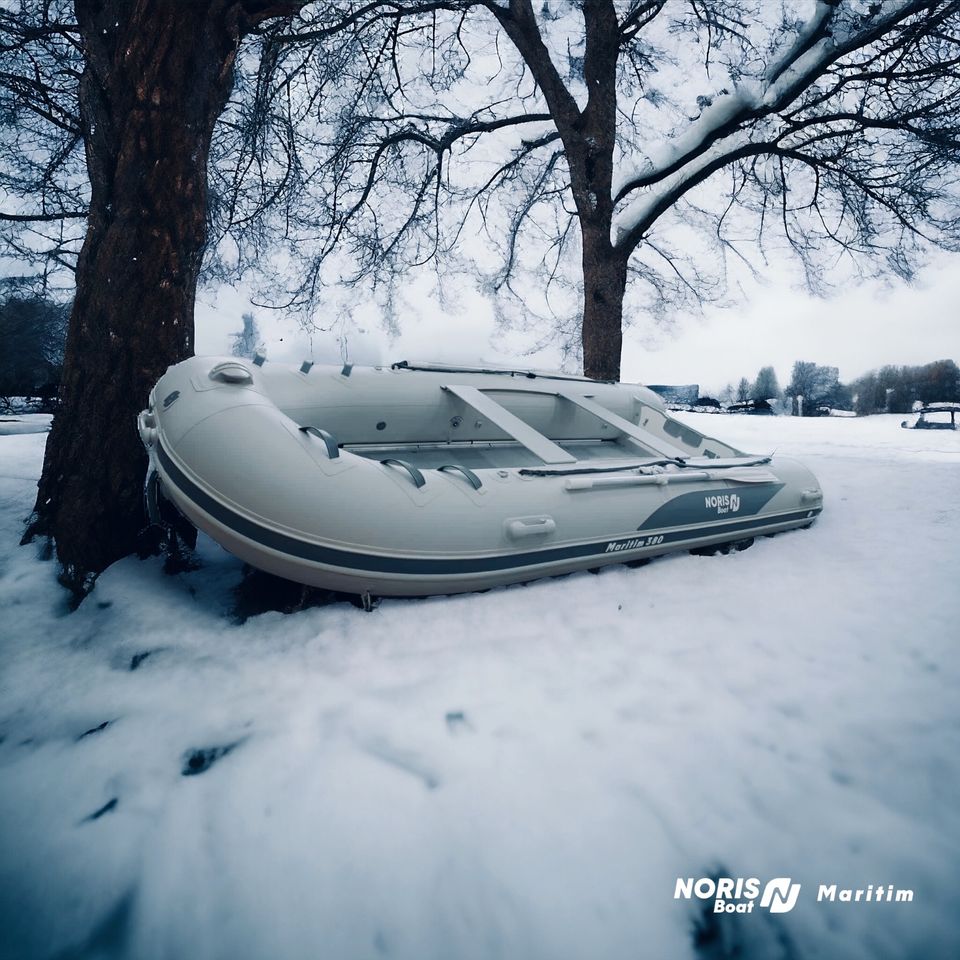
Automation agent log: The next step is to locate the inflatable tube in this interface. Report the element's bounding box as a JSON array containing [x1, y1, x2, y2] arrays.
[[139, 357, 823, 597]]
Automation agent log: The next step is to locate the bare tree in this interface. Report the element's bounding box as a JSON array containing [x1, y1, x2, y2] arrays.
[[850, 357, 960, 411], [0, 2, 86, 289], [5, 0, 960, 593], [234, 0, 960, 380], [0, 290, 68, 408], [751, 365, 780, 400], [787, 359, 842, 413], [2, 0, 312, 595], [231, 311, 264, 359]]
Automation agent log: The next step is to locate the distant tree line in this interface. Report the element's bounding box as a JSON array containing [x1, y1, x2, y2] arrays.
[[785, 362, 851, 414], [231, 312, 263, 361], [721, 359, 958, 415], [719, 366, 785, 409], [0, 291, 68, 410], [5, 290, 957, 422], [847, 360, 960, 414], [1, 298, 263, 411]]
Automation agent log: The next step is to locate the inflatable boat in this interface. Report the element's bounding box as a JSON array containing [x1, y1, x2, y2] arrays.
[[138, 357, 823, 598]]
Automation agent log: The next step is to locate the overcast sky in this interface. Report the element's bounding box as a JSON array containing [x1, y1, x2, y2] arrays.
[[197, 249, 960, 395], [623, 251, 960, 392]]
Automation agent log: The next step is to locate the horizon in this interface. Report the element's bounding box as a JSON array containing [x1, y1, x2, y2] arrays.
[[195, 247, 960, 396]]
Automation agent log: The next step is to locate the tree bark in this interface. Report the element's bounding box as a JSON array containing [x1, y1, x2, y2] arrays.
[[496, 1, 625, 381], [26, 0, 296, 596], [580, 226, 626, 381]]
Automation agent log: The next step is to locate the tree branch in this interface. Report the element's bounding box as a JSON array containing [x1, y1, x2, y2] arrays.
[[0, 210, 87, 222], [613, 0, 939, 205]]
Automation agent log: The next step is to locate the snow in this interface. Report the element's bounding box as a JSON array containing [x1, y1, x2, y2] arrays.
[[1, 414, 959, 959], [610, 0, 922, 247], [759, 35, 835, 108], [612, 86, 761, 202], [762, 1, 836, 84], [612, 121, 756, 244], [0, 414, 53, 437], [612, 0, 838, 203]]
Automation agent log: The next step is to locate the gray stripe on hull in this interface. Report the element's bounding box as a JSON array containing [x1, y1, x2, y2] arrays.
[[638, 483, 785, 530], [156, 442, 819, 578]]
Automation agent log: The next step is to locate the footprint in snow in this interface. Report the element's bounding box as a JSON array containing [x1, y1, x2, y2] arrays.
[[129, 650, 153, 671], [181, 742, 241, 776], [80, 797, 118, 824], [76, 719, 113, 741], [445, 710, 473, 735], [360, 737, 440, 790]]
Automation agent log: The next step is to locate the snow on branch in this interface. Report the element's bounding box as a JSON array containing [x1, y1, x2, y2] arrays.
[[611, 0, 932, 252]]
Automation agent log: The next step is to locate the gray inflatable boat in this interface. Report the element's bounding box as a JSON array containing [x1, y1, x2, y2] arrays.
[[139, 357, 822, 597]]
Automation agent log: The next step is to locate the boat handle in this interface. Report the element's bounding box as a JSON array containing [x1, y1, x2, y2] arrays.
[[437, 464, 482, 490], [209, 361, 253, 384], [300, 426, 340, 459], [505, 516, 556, 539], [137, 409, 157, 447], [381, 458, 426, 489]]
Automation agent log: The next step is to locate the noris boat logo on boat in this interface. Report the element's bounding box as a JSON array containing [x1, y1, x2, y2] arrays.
[[705, 492, 741, 515], [675, 876, 801, 914]]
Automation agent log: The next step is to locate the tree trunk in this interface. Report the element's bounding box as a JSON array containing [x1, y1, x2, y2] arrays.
[[581, 226, 627, 381], [25, 1, 279, 596]]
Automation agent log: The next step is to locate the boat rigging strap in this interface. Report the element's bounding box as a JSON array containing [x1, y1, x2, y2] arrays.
[[144, 466, 164, 525], [518, 454, 772, 478], [519, 459, 683, 477], [392, 359, 614, 384]]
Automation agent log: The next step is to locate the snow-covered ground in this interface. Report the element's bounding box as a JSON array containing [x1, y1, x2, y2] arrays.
[[0, 414, 52, 437], [1, 413, 958, 960]]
